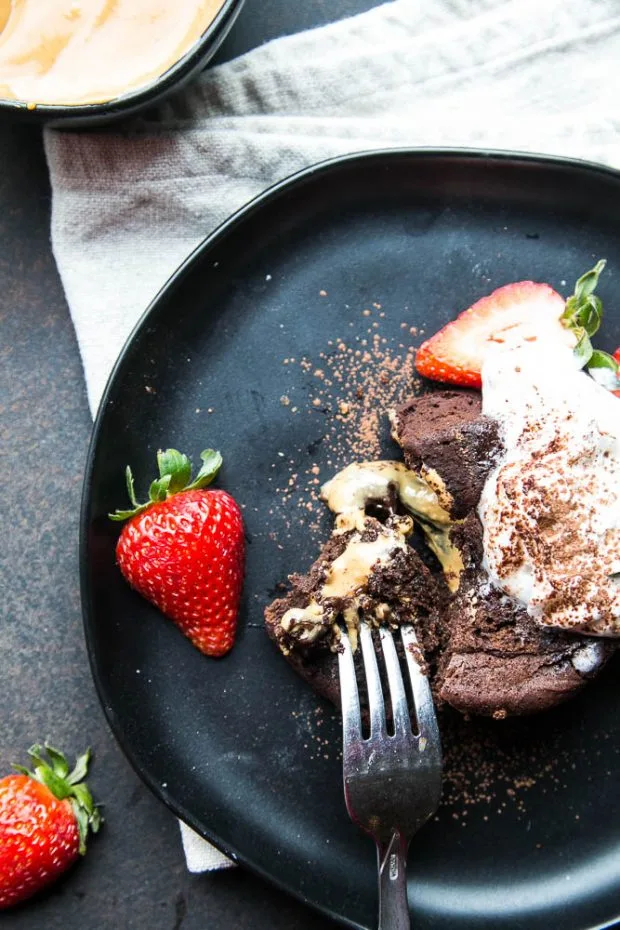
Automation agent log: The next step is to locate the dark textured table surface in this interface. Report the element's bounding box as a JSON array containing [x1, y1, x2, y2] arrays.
[[0, 2, 379, 927]]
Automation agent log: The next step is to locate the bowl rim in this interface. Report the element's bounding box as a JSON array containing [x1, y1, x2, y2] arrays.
[[0, 0, 244, 123]]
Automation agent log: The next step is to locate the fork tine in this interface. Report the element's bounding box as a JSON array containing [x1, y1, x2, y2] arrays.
[[401, 623, 439, 742], [338, 620, 442, 930], [359, 621, 386, 737], [337, 626, 362, 745], [378, 627, 410, 736]]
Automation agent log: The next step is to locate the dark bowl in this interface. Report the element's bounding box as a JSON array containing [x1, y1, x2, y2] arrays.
[[0, 0, 245, 128]]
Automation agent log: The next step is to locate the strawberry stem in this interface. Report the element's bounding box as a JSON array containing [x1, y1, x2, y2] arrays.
[[12, 742, 102, 855], [109, 448, 223, 522], [561, 259, 618, 376]]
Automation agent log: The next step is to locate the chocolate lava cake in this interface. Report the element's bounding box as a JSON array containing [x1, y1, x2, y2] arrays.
[[265, 390, 613, 717]]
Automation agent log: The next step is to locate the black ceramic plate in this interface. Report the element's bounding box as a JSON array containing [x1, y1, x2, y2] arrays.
[[82, 150, 620, 930]]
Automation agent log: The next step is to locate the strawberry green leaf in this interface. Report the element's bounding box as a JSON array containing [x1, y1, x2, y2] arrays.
[[43, 742, 70, 779], [588, 349, 619, 371], [157, 449, 192, 493], [26, 743, 46, 766], [109, 446, 223, 521], [110, 467, 151, 521], [35, 763, 72, 799], [27, 744, 71, 789], [14, 743, 103, 855], [574, 259, 606, 302], [67, 748, 91, 785], [125, 466, 140, 509], [187, 449, 223, 490], [587, 349, 619, 390], [12, 763, 31, 776], [149, 474, 172, 501], [561, 260, 606, 365], [564, 294, 603, 337], [72, 805, 90, 855], [72, 782, 96, 812], [572, 329, 593, 368], [109, 506, 149, 522], [90, 806, 103, 834]]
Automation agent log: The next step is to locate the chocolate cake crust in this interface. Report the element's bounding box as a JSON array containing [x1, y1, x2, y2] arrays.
[[434, 516, 613, 715], [393, 390, 500, 518]]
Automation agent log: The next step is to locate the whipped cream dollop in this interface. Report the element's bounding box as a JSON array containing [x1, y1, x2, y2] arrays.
[[478, 340, 620, 636]]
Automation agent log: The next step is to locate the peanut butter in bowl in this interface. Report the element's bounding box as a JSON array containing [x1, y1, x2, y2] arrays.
[[0, 0, 228, 107]]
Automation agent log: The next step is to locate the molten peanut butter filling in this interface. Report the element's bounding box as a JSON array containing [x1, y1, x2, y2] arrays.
[[279, 461, 464, 652], [0, 0, 225, 106], [322, 461, 463, 590]]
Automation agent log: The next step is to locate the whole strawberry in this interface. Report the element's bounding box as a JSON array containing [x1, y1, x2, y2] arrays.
[[0, 743, 101, 910], [110, 448, 245, 657]]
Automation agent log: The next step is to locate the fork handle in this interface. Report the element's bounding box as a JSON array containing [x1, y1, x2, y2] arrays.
[[377, 831, 410, 930]]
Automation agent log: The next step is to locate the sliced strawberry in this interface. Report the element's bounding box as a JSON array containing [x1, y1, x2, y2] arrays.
[[613, 348, 620, 365], [612, 349, 620, 398], [415, 282, 568, 388]]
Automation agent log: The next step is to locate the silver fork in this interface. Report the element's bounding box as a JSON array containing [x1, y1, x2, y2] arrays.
[[338, 620, 442, 930]]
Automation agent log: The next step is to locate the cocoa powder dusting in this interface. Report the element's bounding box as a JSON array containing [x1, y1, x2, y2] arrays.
[[483, 407, 620, 634], [436, 705, 620, 823], [269, 302, 424, 539]]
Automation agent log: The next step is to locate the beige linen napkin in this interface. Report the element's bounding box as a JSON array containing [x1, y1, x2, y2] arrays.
[[44, 0, 620, 870]]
